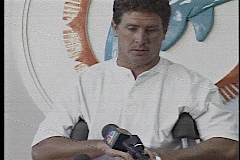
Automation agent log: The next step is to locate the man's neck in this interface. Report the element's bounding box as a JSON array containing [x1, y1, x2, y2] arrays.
[[117, 56, 160, 79]]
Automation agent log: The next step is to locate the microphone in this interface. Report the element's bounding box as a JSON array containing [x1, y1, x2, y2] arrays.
[[102, 124, 150, 160], [122, 135, 150, 160], [73, 154, 91, 160], [102, 124, 132, 152]]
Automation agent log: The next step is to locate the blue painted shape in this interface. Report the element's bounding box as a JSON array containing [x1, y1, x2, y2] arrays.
[[104, 0, 231, 59], [104, 26, 119, 61], [161, 0, 231, 51], [189, 8, 214, 41], [104, 26, 115, 61]]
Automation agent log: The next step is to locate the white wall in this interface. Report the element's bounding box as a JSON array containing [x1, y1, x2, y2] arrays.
[[4, 0, 238, 159], [4, 45, 45, 160], [5, 1, 45, 159]]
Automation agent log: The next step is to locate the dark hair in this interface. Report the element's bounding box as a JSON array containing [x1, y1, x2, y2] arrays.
[[113, 0, 171, 30]]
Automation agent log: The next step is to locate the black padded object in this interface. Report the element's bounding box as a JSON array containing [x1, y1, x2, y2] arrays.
[[171, 112, 200, 140], [70, 118, 89, 141]]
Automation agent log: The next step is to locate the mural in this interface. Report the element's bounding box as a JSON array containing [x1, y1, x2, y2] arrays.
[[62, 0, 238, 103]]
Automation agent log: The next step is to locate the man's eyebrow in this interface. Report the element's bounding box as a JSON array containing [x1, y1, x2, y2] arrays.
[[125, 23, 139, 27], [125, 23, 160, 28]]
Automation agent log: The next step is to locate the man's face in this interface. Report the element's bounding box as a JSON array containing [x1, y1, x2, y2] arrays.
[[112, 11, 166, 66]]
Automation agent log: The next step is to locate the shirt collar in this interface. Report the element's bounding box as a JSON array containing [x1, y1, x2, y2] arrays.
[[110, 57, 167, 77]]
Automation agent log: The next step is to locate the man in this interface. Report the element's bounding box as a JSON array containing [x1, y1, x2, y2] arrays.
[[31, 0, 239, 159]]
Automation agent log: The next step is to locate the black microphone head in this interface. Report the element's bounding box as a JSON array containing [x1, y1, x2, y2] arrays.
[[102, 124, 132, 152], [101, 124, 118, 138], [73, 154, 91, 160]]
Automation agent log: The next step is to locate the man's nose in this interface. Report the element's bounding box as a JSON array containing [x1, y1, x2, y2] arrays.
[[134, 30, 148, 44]]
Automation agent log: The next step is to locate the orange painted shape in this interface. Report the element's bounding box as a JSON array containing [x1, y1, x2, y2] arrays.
[[66, 0, 98, 66]]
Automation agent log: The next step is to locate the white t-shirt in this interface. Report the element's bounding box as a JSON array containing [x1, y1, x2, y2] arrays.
[[31, 57, 238, 158]]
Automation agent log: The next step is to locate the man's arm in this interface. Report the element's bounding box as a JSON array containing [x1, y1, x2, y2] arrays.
[[31, 136, 134, 160], [158, 137, 239, 160]]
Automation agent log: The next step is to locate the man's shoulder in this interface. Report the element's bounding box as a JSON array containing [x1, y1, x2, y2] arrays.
[[161, 57, 193, 75], [162, 58, 216, 89]]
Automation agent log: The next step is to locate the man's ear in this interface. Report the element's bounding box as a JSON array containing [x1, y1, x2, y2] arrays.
[[163, 28, 168, 35], [111, 21, 118, 37], [162, 28, 168, 40]]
